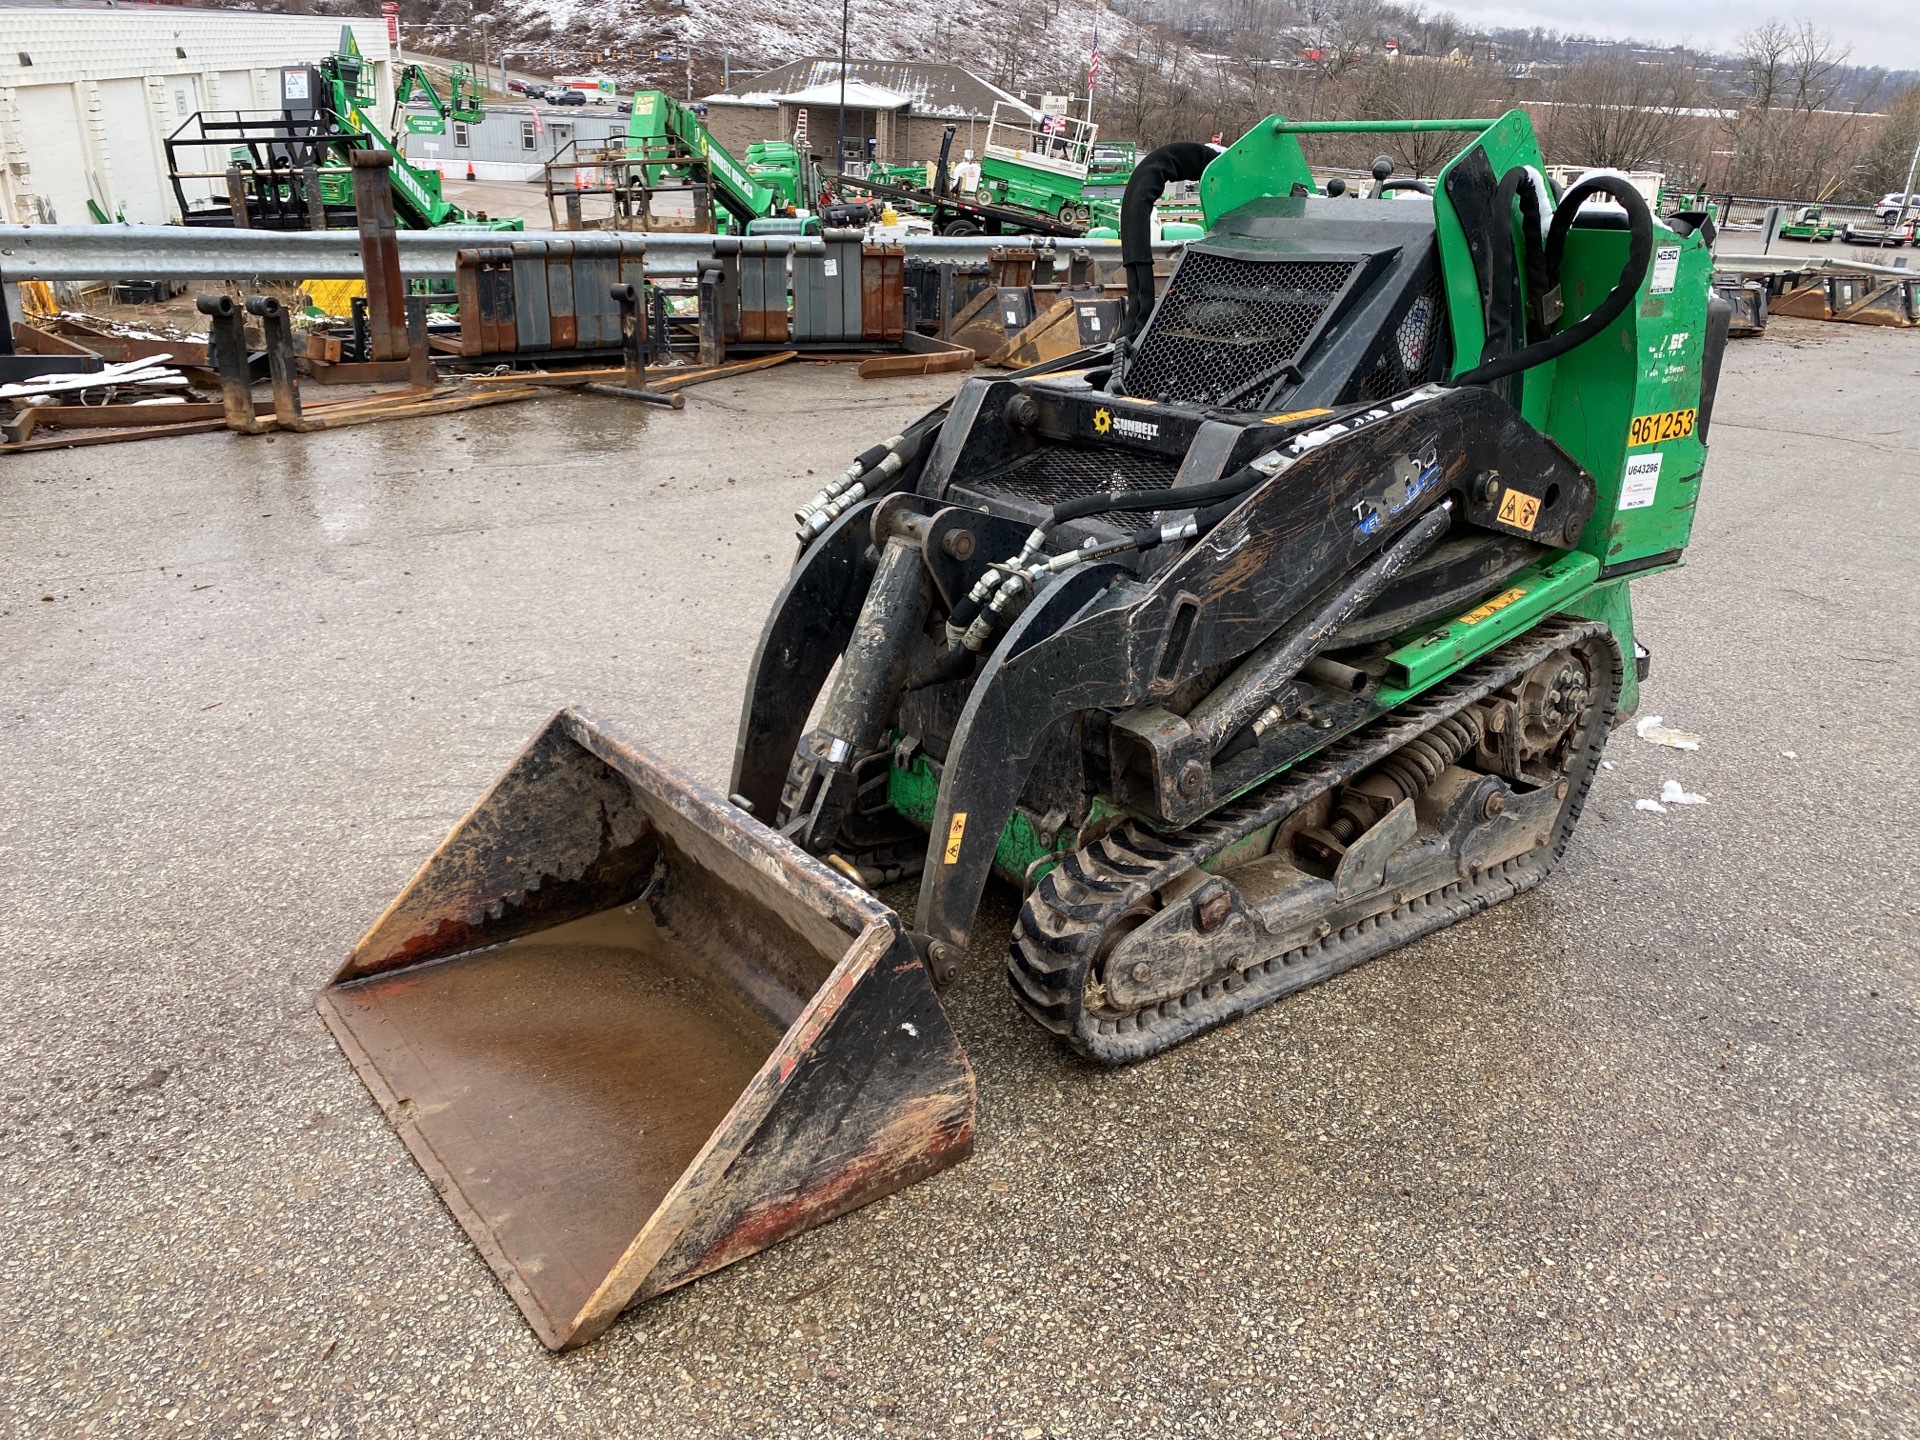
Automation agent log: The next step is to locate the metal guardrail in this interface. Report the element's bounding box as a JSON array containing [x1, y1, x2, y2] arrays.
[[0, 225, 1175, 282], [1713, 252, 1919, 279]]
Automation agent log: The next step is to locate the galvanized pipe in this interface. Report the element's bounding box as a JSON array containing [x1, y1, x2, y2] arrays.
[[0, 225, 1180, 282]]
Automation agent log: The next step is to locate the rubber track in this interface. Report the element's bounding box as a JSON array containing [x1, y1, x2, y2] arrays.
[[1009, 617, 1622, 1064]]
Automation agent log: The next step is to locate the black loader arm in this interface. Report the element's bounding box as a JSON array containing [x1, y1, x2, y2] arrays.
[[915, 386, 1597, 962]]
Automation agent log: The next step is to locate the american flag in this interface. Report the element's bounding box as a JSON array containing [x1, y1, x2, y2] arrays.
[[1087, 27, 1101, 93]]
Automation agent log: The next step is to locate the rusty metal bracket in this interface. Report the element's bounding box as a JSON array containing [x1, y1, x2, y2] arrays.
[[584, 283, 685, 410], [349, 150, 408, 362], [196, 293, 266, 434], [247, 294, 302, 428]]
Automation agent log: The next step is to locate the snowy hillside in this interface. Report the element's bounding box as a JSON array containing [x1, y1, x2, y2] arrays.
[[415, 0, 1139, 99]]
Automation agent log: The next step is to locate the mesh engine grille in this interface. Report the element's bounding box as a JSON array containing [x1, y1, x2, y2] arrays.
[[1353, 275, 1446, 403], [1125, 252, 1360, 407], [963, 446, 1182, 530]]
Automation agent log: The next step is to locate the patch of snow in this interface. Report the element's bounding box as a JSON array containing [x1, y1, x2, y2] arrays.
[[494, 0, 1143, 99], [1635, 714, 1702, 751]]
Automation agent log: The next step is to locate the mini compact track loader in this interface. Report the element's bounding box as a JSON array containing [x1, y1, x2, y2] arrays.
[[319, 112, 1728, 1348]]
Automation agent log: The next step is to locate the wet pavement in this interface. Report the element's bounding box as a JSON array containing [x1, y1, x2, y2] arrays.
[[1, 329, 1916, 1437]]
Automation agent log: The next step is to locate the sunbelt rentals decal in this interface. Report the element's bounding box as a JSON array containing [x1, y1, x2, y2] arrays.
[[1092, 407, 1159, 441]]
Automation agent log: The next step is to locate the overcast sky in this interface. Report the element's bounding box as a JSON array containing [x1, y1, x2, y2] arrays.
[[1435, 1, 1920, 73]]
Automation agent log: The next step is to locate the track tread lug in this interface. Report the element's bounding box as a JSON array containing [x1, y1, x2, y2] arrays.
[[1001, 622, 1620, 1066]]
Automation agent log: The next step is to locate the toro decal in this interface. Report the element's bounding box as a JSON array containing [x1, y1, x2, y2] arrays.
[[1351, 438, 1442, 538]]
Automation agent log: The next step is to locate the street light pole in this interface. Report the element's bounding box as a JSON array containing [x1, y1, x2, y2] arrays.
[[837, 0, 849, 178], [1899, 123, 1920, 224]]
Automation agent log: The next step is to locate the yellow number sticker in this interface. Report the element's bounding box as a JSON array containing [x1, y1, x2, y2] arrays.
[[1459, 587, 1527, 626], [1496, 489, 1542, 532], [943, 812, 968, 865], [1627, 408, 1697, 447]]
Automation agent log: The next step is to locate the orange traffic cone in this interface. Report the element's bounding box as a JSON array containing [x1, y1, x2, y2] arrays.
[[466, 161, 476, 182]]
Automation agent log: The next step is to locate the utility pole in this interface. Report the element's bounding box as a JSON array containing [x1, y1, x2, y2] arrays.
[[837, 0, 850, 178], [1900, 123, 1920, 224]]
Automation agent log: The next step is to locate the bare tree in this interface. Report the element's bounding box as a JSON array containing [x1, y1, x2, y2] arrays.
[[1859, 85, 1920, 198], [1722, 21, 1879, 198], [1352, 55, 1507, 174], [1542, 55, 1707, 172], [988, 0, 1066, 94]]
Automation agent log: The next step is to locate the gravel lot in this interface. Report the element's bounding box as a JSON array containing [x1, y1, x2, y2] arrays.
[[2, 325, 1915, 1437]]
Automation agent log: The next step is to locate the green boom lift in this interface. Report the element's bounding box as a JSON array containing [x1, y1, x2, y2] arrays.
[[315, 31, 517, 229], [743, 140, 818, 212], [165, 28, 520, 231], [623, 90, 783, 228]]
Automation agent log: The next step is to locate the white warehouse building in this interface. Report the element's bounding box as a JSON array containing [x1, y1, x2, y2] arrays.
[[0, 5, 393, 226]]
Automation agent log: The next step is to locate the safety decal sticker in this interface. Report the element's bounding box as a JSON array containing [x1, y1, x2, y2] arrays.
[[943, 812, 968, 864], [1628, 407, 1696, 446], [1263, 407, 1333, 425], [1459, 587, 1527, 626], [1650, 245, 1681, 294], [1496, 488, 1542, 532], [1619, 451, 1662, 510]]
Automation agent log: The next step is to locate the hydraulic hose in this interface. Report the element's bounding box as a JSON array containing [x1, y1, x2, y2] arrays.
[[943, 487, 1260, 662], [795, 406, 947, 540], [1044, 461, 1266, 530], [944, 460, 1273, 639], [1116, 141, 1214, 341], [1449, 174, 1654, 390]]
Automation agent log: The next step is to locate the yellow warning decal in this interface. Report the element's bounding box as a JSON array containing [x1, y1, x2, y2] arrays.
[[943, 812, 968, 864], [1496, 489, 1542, 532], [1459, 587, 1527, 626], [1627, 407, 1696, 447], [1263, 407, 1333, 425]]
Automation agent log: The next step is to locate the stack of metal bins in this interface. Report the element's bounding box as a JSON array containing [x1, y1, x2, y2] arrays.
[[455, 235, 648, 356]]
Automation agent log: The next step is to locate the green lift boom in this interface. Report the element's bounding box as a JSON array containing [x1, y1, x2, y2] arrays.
[[624, 90, 780, 228], [316, 31, 514, 229], [164, 28, 519, 230]]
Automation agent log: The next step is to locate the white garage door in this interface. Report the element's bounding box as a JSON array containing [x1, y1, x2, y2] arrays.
[[94, 79, 173, 224], [157, 75, 219, 210], [11, 84, 91, 225], [213, 70, 259, 113]]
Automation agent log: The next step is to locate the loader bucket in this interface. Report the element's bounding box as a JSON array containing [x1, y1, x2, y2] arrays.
[[316, 709, 975, 1350]]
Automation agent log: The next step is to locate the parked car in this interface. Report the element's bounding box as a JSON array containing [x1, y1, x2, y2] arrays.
[[1877, 192, 1914, 223]]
